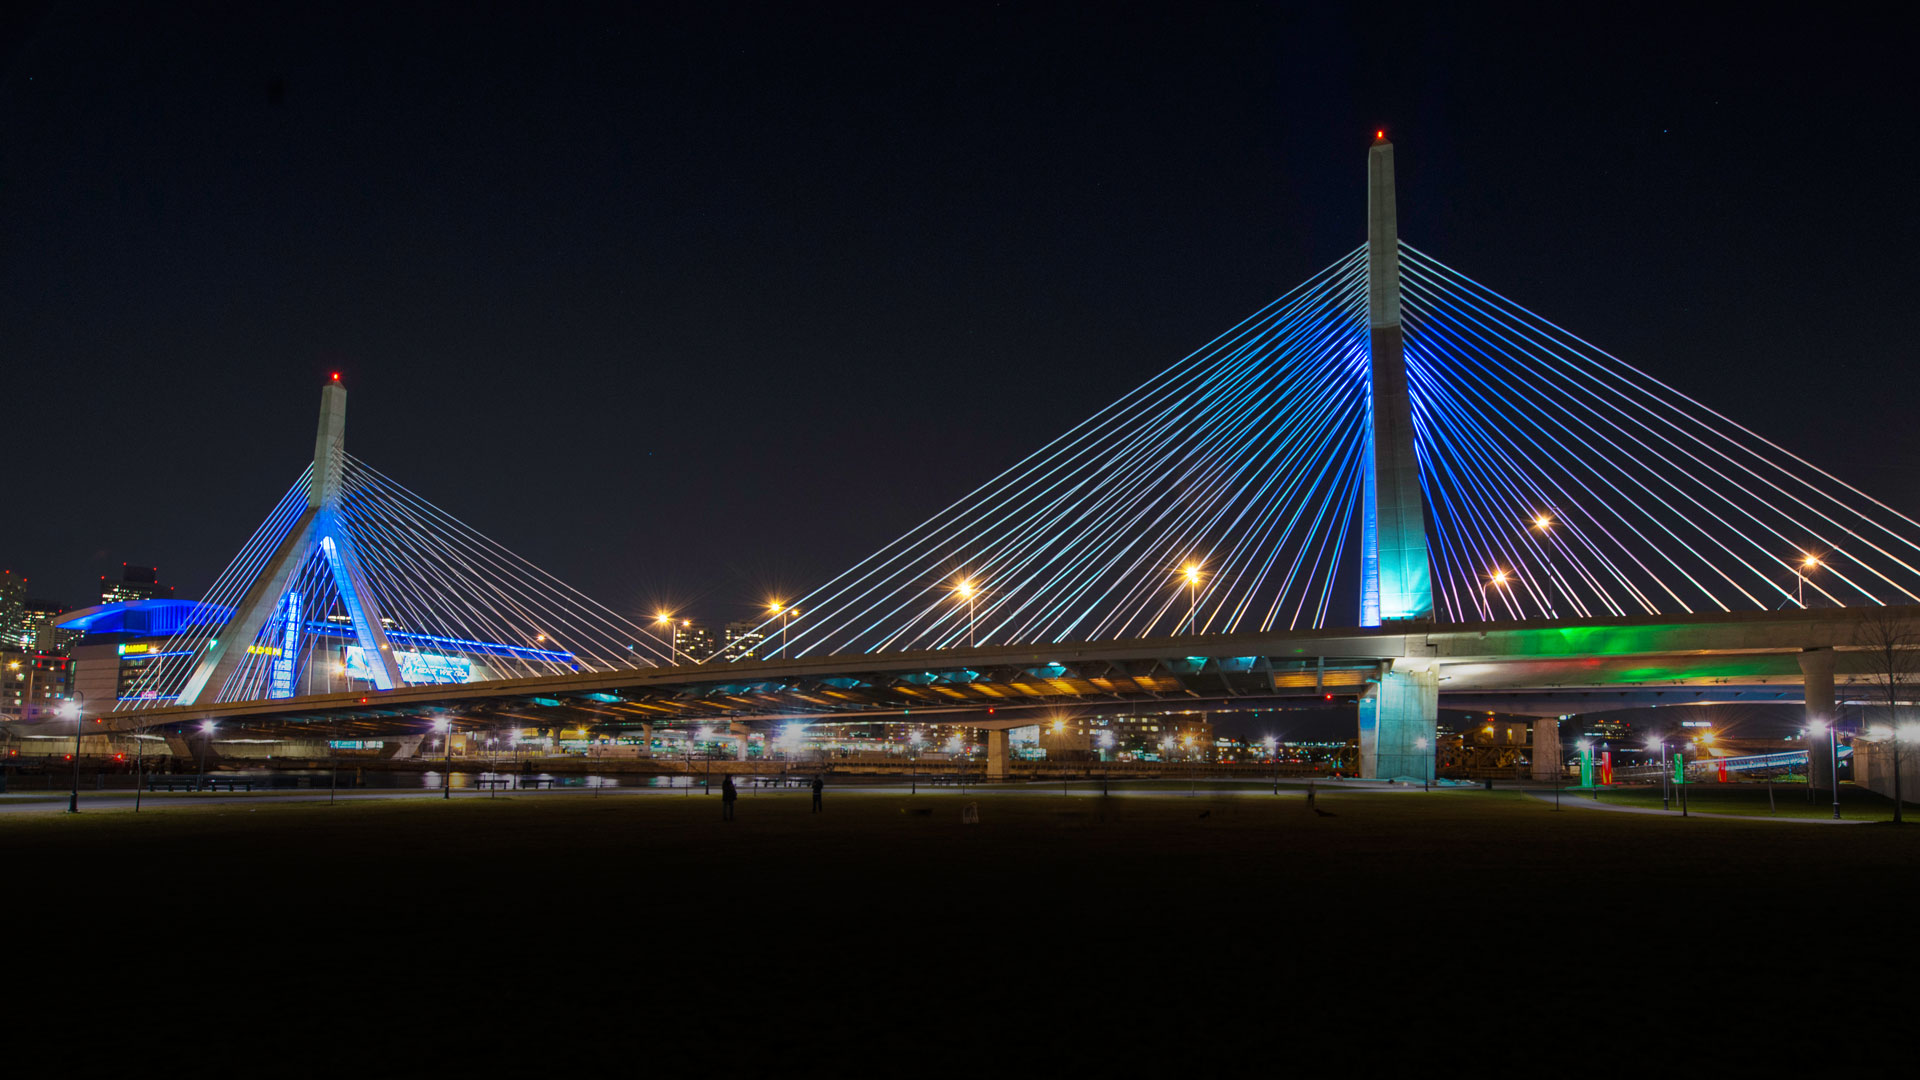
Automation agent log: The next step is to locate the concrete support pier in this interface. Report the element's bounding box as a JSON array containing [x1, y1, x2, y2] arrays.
[[986, 729, 1011, 781], [1358, 659, 1438, 781], [1799, 648, 1837, 793], [1530, 716, 1562, 782]]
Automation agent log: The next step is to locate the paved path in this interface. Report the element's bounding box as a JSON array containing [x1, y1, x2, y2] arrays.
[[0, 775, 1456, 816], [1520, 788, 1864, 824]]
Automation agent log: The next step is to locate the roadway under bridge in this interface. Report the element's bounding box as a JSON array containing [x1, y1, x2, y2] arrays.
[[93, 606, 1899, 742]]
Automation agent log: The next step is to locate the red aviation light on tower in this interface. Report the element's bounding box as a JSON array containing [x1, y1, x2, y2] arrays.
[[331, 372, 341, 382]]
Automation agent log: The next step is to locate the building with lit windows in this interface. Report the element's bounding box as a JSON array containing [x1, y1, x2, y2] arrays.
[[722, 620, 764, 662], [0, 570, 27, 649], [673, 622, 717, 662], [21, 599, 77, 655], [100, 564, 171, 606], [2, 651, 72, 722]]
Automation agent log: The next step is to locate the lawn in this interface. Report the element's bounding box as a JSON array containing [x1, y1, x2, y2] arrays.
[[13, 786, 1917, 1069]]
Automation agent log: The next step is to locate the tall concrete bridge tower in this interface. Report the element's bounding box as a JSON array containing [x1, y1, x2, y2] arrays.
[[1357, 133, 1439, 780], [176, 377, 402, 705]]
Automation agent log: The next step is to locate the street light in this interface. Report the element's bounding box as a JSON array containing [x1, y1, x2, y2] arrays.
[[953, 578, 977, 647], [908, 728, 924, 795], [197, 720, 215, 786], [696, 725, 713, 794], [1098, 729, 1116, 796], [61, 691, 85, 814], [1809, 718, 1841, 820], [1797, 554, 1821, 608], [654, 612, 679, 664], [1482, 568, 1510, 620], [1646, 734, 1669, 810], [1264, 734, 1279, 795], [434, 716, 452, 800], [769, 601, 796, 656], [1182, 564, 1203, 635]]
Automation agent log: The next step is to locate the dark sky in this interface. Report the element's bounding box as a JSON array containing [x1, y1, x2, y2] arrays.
[[4, 3, 1914, 633]]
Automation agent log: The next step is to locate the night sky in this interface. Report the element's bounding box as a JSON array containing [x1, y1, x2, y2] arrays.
[[5, 3, 1914, 645]]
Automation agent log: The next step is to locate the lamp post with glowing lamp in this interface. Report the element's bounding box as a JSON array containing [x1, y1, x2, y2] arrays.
[[434, 716, 453, 799], [61, 692, 84, 814], [1264, 734, 1279, 795], [1483, 568, 1510, 620], [1098, 729, 1116, 795], [953, 578, 977, 646], [908, 728, 924, 794], [1530, 514, 1564, 617], [1797, 554, 1821, 608], [769, 602, 797, 656], [695, 725, 713, 794], [197, 720, 215, 785], [1646, 735, 1669, 810], [655, 613, 679, 664], [1182, 564, 1202, 635]]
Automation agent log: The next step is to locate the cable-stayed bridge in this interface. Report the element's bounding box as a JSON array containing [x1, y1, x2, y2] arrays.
[[75, 137, 1920, 782]]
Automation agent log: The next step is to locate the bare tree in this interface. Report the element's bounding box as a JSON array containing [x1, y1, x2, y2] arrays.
[[1853, 608, 1920, 823]]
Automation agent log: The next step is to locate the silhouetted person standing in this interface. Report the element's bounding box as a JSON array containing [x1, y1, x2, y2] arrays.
[[811, 774, 824, 813], [721, 774, 737, 821]]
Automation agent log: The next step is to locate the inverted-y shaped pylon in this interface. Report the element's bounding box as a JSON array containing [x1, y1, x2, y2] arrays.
[[118, 378, 669, 709], [175, 380, 400, 704]]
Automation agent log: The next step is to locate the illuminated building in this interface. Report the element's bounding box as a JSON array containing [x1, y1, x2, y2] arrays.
[[1, 651, 72, 722], [674, 622, 717, 662], [21, 599, 77, 655], [0, 570, 26, 649], [100, 564, 172, 606], [721, 620, 764, 662], [1581, 717, 1635, 742]]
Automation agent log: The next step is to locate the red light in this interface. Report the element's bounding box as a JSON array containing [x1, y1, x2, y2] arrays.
[[1324, 693, 1333, 701], [1375, 129, 1384, 139], [331, 372, 341, 381]]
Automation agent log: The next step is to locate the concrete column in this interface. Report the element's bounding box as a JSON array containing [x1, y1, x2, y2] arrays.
[[639, 723, 654, 758], [1361, 135, 1433, 625], [728, 722, 751, 762], [1530, 716, 1562, 782], [1799, 648, 1837, 793], [1357, 659, 1438, 781], [986, 729, 1011, 781]]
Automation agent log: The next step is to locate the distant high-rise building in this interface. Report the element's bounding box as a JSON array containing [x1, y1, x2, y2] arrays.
[[1, 650, 73, 722], [0, 570, 25, 649], [722, 620, 765, 662], [21, 599, 77, 655], [673, 622, 716, 662], [101, 564, 172, 606]]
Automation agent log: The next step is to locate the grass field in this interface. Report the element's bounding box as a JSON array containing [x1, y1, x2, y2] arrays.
[[12, 786, 1916, 1069]]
